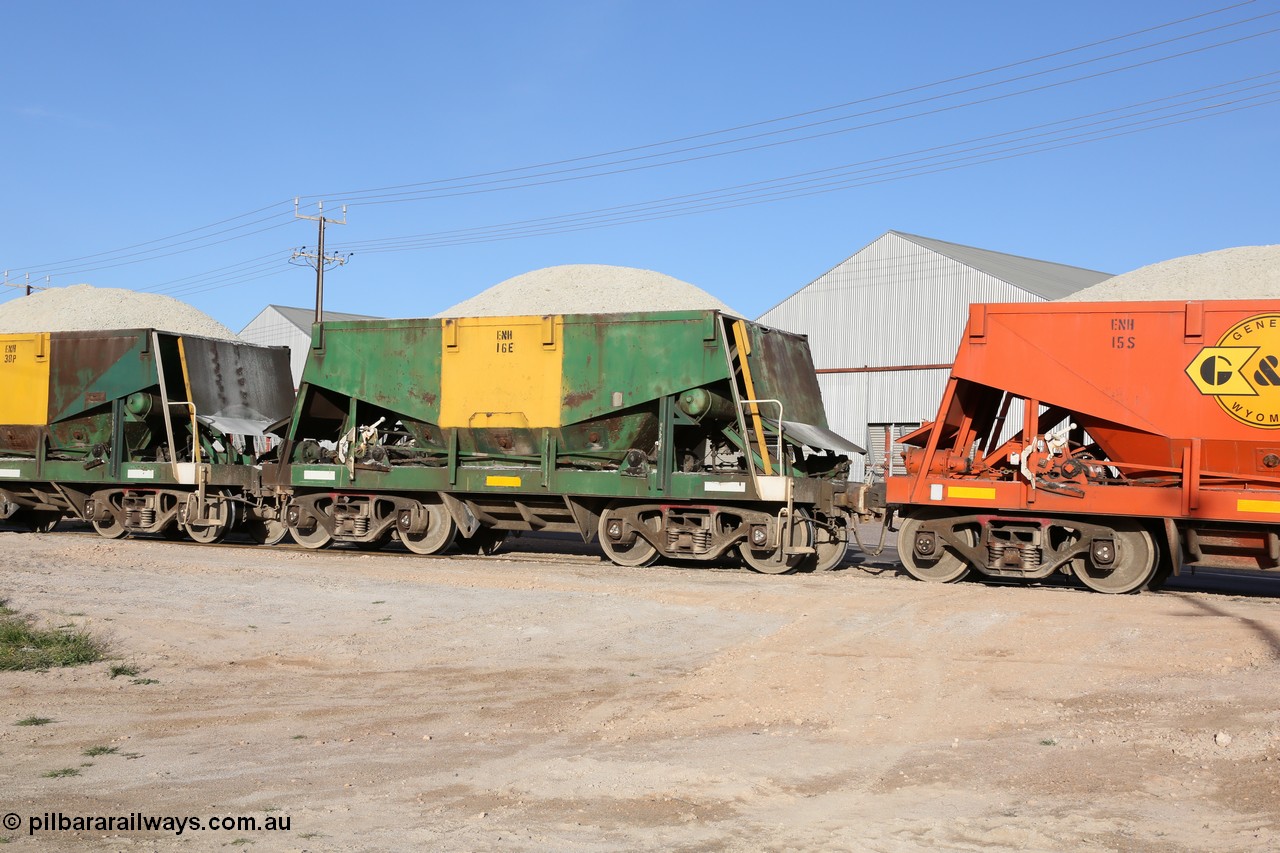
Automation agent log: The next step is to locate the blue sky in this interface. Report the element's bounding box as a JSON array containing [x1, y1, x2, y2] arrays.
[[3, 1, 1278, 330]]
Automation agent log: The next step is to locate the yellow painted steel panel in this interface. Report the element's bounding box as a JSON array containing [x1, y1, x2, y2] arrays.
[[1237, 498, 1280, 514], [947, 485, 997, 500], [0, 333, 51, 425], [485, 475, 523, 487], [440, 316, 563, 428]]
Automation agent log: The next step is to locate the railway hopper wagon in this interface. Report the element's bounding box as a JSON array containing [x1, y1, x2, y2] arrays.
[[888, 300, 1280, 593], [0, 329, 294, 542], [277, 310, 870, 572]]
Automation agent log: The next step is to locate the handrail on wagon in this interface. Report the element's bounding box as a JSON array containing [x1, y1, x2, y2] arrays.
[[739, 398, 784, 478]]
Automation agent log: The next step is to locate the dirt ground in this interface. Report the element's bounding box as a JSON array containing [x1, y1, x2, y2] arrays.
[[2, 526, 1280, 852]]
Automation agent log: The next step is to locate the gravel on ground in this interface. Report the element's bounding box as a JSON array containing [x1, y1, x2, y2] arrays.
[[3, 530, 1279, 852]]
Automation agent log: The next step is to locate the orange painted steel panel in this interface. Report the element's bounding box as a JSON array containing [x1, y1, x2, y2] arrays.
[[954, 301, 1280, 479], [891, 299, 1280, 528]]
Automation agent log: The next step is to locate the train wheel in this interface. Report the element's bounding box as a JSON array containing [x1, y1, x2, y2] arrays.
[[288, 500, 334, 549], [184, 500, 238, 545], [598, 505, 660, 568], [740, 513, 813, 575], [290, 524, 333, 549], [454, 527, 508, 556], [244, 517, 289, 546], [803, 510, 849, 572], [91, 514, 128, 540], [400, 503, 457, 555], [898, 509, 973, 583], [185, 523, 228, 544], [1073, 519, 1155, 594]]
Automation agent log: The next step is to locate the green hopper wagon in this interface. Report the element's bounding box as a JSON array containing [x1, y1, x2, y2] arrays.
[[0, 329, 294, 542], [278, 309, 870, 572]]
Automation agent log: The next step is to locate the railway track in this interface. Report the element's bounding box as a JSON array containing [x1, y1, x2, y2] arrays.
[[17, 521, 1280, 598], [30, 524, 634, 568]]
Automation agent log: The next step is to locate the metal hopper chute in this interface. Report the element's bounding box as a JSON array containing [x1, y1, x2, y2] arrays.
[[177, 336, 295, 438]]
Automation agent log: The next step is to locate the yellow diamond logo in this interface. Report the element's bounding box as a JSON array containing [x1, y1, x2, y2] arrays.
[[1189, 313, 1280, 429], [1185, 346, 1258, 396]]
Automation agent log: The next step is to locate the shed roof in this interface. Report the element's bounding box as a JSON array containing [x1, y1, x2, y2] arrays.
[[889, 231, 1112, 300], [253, 304, 380, 333]]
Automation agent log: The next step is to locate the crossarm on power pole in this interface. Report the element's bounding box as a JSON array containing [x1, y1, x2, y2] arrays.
[[291, 198, 351, 324]]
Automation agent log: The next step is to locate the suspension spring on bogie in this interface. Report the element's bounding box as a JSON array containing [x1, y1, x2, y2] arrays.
[[989, 545, 1042, 570], [667, 527, 711, 553]]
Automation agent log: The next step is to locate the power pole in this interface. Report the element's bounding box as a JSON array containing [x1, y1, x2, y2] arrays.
[[291, 198, 351, 324], [2, 271, 48, 296]]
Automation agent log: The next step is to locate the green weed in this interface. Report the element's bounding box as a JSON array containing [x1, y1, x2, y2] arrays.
[[42, 768, 80, 778], [0, 599, 105, 671]]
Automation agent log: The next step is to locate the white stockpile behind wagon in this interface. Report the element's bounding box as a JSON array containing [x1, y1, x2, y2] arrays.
[[1060, 244, 1280, 302], [0, 284, 239, 339], [434, 263, 741, 318]]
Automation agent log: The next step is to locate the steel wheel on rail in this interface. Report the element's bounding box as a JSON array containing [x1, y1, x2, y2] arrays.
[[598, 504, 661, 568], [289, 523, 333, 550], [92, 517, 128, 539], [287, 500, 334, 550], [183, 498, 238, 545], [1072, 518, 1155, 594], [898, 509, 974, 583], [244, 517, 289, 546], [399, 502, 457, 555], [739, 512, 813, 575], [801, 509, 849, 572]]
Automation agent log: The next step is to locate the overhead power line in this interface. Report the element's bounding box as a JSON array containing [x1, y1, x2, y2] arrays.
[[331, 71, 1280, 251], [67, 66, 1280, 300], [2, 1, 1268, 284], [12, 199, 298, 279], [297, 24, 1280, 221], [305, 1, 1268, 203]]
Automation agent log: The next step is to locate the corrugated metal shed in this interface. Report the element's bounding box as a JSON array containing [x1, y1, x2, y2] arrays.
[[239, 305, 379, 388], [894, 232, 1112, 301], [758, 231, 1112, 478]]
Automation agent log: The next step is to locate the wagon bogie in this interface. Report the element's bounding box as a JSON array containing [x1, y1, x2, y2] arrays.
[[889, 300, 1280, 591]]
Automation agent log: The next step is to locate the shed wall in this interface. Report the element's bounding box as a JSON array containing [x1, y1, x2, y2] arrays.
[[760, 233, 1048, 479], [238, 307, 312, 388]]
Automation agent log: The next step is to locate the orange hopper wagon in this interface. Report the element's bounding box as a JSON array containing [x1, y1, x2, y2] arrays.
[[885, 300, 1280, 593]]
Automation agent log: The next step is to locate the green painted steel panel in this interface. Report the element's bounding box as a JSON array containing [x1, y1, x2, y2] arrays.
[[286, 461, 799, 503], [47, 331, 156, 423], [301, 319, 443, 425], [558, 311, 729, 425], [742, 323, 829, 429]]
